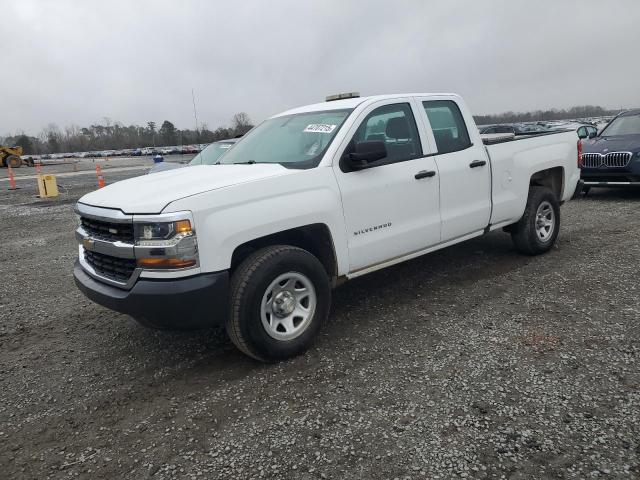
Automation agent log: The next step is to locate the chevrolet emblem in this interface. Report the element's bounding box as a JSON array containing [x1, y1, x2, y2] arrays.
[[83, 238, 95, 251]]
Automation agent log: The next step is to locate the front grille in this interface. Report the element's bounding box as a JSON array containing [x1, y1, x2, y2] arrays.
[[84, 250, 136, 283], [80, 217, 134, 243], [582, 152, 631, 168]]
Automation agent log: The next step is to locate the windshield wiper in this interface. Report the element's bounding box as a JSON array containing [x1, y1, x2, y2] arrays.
[[214, 160, 258, 165]]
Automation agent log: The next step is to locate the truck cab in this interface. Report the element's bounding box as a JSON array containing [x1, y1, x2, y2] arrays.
[[74, 93, 580, 361]]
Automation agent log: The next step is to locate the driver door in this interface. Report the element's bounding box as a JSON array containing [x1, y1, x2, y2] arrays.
[[333, 99, 441, 273]]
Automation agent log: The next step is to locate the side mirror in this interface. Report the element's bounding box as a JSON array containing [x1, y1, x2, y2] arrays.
[[577, 127, 588, 139], [345, 140, 387, 170], [588, 129, 597, 139]]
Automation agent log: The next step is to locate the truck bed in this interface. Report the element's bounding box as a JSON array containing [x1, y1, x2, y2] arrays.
[[481, 129, 574, 145], [484, 129, 579, 227]]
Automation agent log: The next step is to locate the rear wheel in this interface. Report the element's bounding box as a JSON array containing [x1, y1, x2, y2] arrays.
[[226, 245, 331, 362], [511, 186, 560, 255], [6, 155, 21, 168]]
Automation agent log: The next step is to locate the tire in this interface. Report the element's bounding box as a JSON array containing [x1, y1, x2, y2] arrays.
[[6, 155, 21, 168], [511, 186, 560, 255], [227, 245, 331, 362], [571, 182, 583, 200]]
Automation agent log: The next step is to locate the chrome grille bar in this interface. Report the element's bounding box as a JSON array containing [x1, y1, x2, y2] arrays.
[[582, 153, 601, 168], [581, 152, 632, 168]]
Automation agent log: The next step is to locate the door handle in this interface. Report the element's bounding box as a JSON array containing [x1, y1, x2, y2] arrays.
[[469, 160, 487, 168], [415, 170, 436, 180]]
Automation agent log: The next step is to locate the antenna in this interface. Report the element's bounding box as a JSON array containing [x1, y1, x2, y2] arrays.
[[191, 88, 199, 133]]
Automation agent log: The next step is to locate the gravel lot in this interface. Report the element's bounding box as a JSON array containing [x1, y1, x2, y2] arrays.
[[1, 166, 639, 479]]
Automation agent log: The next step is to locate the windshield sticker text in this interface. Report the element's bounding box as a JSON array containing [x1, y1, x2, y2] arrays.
[[304, 124, 337, 134]]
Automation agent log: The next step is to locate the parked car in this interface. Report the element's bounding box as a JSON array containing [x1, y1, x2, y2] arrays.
[[479, 124, 541, 135], [180, 145, 199, 154], [148, 139, 238, 174], [578, 109, 640, 192], [547, 122, 597, 137], [73, 92, 580, 361]]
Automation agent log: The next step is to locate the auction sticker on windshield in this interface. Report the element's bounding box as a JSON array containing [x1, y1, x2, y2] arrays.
[[304, 124, 337, 133]]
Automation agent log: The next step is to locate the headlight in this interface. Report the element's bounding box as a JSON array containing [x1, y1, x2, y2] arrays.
[[133, 215, 198, 269], [134, 219, 192, 243]]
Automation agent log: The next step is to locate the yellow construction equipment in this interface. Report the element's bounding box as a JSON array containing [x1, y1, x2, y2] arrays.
[[0, 145, 26, 168]]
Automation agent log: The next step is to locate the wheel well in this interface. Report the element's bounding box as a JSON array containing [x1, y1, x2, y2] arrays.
[[230, 224, 337, 279], [530, 166, 564, 199]]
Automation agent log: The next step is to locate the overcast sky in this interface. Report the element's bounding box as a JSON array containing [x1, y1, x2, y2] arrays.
[[2, 0, 639, 135]]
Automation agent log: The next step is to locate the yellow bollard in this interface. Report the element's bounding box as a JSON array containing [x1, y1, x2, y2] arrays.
[[37, 174, 59, 198]]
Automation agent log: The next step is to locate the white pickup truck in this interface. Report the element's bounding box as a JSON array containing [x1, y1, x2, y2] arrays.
[[74, 93, 580, 361]]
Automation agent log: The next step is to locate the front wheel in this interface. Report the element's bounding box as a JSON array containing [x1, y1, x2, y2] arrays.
[[6, 155, 21, 168], [226, 245, 331, 362], [511, 186, 560, 255]]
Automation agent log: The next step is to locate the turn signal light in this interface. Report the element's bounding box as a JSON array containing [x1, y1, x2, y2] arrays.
[[175, 220, 192, 234], [577, 139, 583, 168], [137, 258, 196, 269]]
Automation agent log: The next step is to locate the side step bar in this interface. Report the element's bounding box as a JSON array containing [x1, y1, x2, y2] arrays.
[[583, 181, 640, 186]]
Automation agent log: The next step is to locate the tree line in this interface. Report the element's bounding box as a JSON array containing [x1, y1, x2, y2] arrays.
[[473, 105, 620, 126], [4, 105, 623, 154], [2, 112, 253, 155]]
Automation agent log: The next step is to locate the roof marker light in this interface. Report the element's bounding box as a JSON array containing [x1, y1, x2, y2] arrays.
[[326, 92, 360, 102]]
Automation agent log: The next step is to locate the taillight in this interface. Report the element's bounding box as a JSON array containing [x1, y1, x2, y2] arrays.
[[577, 139, 583, 168]]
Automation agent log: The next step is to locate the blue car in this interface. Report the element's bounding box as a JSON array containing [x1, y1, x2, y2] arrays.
[[148, 139, 238, 174], [580, 109, 640, 191]]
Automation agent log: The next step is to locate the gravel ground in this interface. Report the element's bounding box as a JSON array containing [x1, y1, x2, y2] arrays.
[[1, 172, 639, 479], [0, 155, 193, 187]]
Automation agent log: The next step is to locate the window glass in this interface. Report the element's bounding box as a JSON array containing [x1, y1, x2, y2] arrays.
[[189, 141, 235, 165], [423, 100, 472, 154], [219, 109, 352, 168], [351, 103, 422, 164], [601, 114, 640, 136]]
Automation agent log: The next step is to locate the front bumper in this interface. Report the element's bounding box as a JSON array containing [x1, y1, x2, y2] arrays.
[[581, 160, 640, 186], [582, 177, 640, 186], [74, 259, 228, 329]]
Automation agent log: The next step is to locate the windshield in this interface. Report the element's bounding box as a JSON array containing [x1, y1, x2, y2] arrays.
[[189, 141, 235, 165], [218, 109, 353, 168], [601, 115, 640, 136]]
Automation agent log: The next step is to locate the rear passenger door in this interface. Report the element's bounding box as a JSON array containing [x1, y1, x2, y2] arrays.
[[417, 98, 492, 242]]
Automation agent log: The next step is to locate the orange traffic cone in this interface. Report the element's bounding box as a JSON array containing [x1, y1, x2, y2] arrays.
[[96, 164, 105, 188], [7, 164, 18, 190]]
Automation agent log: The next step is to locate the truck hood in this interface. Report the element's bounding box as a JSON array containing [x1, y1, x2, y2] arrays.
[[79, 164, 294, 214], [583, 134, 640, 154]]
